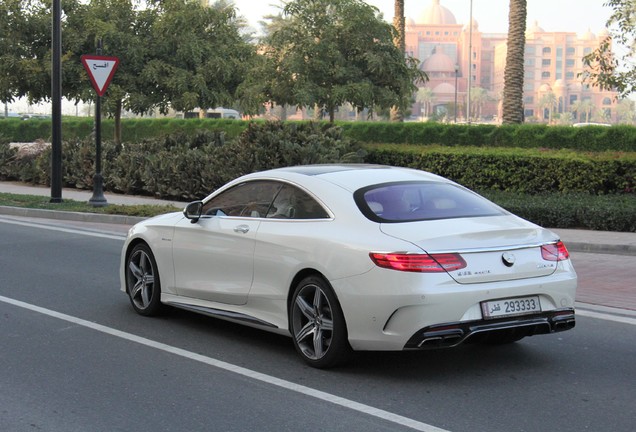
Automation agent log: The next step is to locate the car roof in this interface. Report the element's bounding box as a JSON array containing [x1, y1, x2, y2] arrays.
[[251, 164, 451, 191]]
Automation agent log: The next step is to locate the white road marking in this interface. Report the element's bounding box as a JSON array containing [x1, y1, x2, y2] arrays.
[[0, 217, 125, 240], [0, 295, 450, 432], [2, 216, 635, 429]]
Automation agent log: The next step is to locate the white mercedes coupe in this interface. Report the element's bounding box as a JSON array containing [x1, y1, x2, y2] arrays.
[[120, 165, 577, 368]]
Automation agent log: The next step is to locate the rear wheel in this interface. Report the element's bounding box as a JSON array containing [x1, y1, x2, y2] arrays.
[[290, 276, 351, 368], [125, 243, 163, 316]]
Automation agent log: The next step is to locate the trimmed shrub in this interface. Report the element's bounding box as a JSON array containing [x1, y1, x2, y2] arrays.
[[3, 117, 635, 152], [481, 191, 636, 232], [365, 144, 636, 195]]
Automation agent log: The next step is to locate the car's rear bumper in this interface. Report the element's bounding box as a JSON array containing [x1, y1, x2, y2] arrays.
[[333, 265, 577, 351], [404, 308, 575, 348]]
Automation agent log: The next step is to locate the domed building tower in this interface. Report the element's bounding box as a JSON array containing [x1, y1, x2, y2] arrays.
[[419, 0, 456, 25], [404, 0, 466, 119], [422, 47, 456, 79], [405, 1, 618, 123]]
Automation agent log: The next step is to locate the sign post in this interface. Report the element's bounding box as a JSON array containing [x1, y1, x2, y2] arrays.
[[81, 45, 119, 207]]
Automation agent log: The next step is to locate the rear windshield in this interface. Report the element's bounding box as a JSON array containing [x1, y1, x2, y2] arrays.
[[354, 182, 506, 222]]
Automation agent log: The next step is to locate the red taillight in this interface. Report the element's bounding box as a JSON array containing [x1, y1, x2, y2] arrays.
[[541, 241, 570, 261], [370, 252, 467, 273]]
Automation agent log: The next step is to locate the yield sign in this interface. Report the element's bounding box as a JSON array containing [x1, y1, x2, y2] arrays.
[[81, 55, 120, 96]]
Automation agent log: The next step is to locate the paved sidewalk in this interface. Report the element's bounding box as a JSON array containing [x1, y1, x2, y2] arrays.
[[0, 181, 187, 208], [2, 181, 635, 312]]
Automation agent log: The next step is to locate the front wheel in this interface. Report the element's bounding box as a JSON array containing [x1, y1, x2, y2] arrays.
[[125, 243, 163, 316], [290, 276, 351, 368]]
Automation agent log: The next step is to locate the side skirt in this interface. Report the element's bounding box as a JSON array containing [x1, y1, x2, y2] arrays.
[[165, 301, 279, 329]]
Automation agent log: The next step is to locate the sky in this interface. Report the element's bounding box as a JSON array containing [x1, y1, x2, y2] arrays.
[[234, 0, 613, 37]]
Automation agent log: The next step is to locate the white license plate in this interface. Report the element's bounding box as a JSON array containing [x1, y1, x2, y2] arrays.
[[481, 296, 541, 319]]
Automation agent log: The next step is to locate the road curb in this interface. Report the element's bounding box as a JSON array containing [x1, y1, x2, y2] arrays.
[[0, 205, 146, 225], [565, 241, 636, 257]]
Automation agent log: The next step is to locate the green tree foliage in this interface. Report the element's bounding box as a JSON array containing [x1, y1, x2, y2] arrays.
[[0, 0, 82, 105], [502, 0, 527, 124], [252, 0, 426, 123], [143, 0, 254, 114], [582, 0, 636, 97], [1, 0, 254, 144]]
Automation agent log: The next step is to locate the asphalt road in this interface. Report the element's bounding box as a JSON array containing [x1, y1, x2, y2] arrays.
[[1, 216, 635, 432]]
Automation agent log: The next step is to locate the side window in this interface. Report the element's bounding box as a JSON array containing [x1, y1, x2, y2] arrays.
[[266, 184, 330, 219], [202, 181, 282, 218]]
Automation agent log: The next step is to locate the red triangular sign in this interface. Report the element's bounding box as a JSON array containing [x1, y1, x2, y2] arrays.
[[81, 55, 120, 96]]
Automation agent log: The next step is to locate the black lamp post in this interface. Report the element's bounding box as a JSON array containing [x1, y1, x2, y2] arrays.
[[454, 63, 459, 123], [50, 0, 62, 203]]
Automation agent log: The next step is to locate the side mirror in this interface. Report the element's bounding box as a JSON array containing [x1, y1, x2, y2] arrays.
[[184, 201, 203, 223]]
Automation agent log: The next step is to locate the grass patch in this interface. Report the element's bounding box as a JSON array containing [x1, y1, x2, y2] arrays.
[[0, 192, 177, 218]]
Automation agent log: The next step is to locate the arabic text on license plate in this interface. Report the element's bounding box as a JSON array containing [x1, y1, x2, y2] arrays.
[[481, 296, 541, 319]]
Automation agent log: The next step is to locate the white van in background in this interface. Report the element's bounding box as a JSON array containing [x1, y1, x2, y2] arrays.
[[179, 107, 241, 120]]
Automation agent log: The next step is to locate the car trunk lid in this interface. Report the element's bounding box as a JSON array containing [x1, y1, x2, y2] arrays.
[[380, 216, 560, 284]]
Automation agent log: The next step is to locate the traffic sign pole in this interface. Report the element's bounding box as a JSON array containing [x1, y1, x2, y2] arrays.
[[81, 42, 119, 207]]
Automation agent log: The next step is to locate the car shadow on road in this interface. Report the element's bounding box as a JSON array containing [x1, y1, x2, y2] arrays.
[[150, 306, 561, 381]]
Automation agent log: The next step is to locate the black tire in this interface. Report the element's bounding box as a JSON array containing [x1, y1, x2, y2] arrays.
[[290, 275, 352, 368], [125, 243, 163, 316]]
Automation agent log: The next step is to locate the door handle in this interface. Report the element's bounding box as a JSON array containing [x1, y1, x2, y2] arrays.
[[234, 224, 250, 234]]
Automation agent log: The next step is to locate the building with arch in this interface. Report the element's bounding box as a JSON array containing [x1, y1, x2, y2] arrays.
[[406, 0, 618, 123]]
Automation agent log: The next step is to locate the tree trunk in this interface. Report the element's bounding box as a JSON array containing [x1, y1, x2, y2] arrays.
[[278, 104, 287, 121], [502, 0, 527, 124], [390, 0, 405, 122], [114, 99, 122, 146]]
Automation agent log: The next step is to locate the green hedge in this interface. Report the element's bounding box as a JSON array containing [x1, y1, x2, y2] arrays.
[[338, 122, 636, 152], [2, 117, 636, 152], [480, 191, 636, 232], [0, 117, 250, 143], [365, 144, 636, 195]]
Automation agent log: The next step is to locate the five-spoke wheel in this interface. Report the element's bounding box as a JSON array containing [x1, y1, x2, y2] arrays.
[[126, 243, 162, 316], [290, 276, 351, 368]]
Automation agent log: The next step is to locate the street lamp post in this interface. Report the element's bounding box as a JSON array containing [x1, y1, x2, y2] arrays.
[[467, 0, 473, 124], [454, 64, 459, 123], [50, 0, 62, 203]]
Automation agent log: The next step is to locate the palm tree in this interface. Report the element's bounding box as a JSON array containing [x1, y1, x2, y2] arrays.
[[537, 92, 557, 123], [571, 99, 595, 123], [616, 99, 636, 124], [390, 0, 405, 122], [592, 108, 611, 124], [501, 0, 527, 124], [469, 87, 490, 121], [416, 87, 435, 119], [557, 112, 574, 125]]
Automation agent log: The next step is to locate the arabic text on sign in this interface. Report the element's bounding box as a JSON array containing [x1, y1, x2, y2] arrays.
[[92, 62, 110, 70]]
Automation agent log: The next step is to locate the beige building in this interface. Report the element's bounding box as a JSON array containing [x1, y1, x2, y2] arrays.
[[407, 0, 618, 123]]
